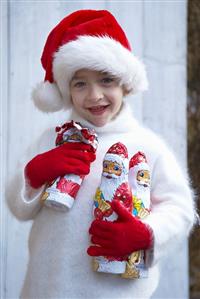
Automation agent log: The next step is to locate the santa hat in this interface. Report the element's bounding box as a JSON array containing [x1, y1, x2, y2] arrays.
[[129, 151, 150, 173], [32, 9, 148, 112], [104, 142, 129, 171]]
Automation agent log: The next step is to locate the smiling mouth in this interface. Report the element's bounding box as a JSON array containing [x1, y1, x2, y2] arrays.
[[88, 105, 109, 115]]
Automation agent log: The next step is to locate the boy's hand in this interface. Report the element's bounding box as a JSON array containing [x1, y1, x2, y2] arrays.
[[25, 143, 96, 189], [87, 200, 153, 257]]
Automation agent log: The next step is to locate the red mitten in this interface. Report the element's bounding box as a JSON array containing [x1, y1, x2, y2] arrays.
[[87, 200, 153, 257], [25, 142, 96, 189]]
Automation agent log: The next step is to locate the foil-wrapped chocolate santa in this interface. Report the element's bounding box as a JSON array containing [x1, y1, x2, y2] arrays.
[[122, 151, 151, 279], [92, 142, 132, 274], [129, 151, 151, 217], [41, 121, 98, 211]]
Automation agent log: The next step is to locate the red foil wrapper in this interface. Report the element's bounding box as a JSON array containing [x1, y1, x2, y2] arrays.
[[41, 121, 98, 212]]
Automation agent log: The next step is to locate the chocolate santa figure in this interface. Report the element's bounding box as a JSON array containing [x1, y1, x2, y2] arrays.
[[122, 151, 151, 279], [92, 142, 133, 274], [41, 121, 98, 211], [129, 151, 151, 218]]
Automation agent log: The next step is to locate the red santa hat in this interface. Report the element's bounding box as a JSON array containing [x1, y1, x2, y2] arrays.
[[129, 151, 149, 172], [107, 143, 128, 158], [32, 9, 148, 112]]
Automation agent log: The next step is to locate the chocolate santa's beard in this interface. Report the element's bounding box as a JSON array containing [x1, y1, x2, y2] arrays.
[[100, 175, 126, 202]]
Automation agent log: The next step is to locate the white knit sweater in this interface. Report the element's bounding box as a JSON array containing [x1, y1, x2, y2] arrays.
[[6, 103, 195, 299]]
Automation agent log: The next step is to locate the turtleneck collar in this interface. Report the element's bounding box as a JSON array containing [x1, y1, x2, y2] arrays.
[[69, 102, 139, 135]]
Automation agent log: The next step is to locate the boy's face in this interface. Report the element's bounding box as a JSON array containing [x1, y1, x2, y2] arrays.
[[70, 69, 124, 127]]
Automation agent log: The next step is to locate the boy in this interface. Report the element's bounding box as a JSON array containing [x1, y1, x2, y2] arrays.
[[7, 9, 195, 299]]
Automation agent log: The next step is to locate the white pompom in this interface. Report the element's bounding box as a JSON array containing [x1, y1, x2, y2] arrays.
[[32, 81, 64, 112]]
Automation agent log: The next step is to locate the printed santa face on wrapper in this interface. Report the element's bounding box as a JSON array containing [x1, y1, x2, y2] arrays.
[[93, 142, 132, 274], [40, 121, 98, 212]]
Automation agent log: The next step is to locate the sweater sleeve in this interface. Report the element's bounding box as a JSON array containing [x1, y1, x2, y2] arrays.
[[142, 145, 196, 266], [6, 169, 45, 221], [6, 128, 55, 221]]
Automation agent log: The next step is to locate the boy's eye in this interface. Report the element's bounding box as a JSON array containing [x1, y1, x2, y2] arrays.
[[114, 165, 119, 171], [101, 77, 114, 84], [73, 81, 86, 88]]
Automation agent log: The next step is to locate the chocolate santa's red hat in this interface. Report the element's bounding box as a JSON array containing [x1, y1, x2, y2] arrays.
[[129, 151, 149, 170], [32, 9, 148, 112], [105, 142, 129, 172], [107, 142, 128, 159]]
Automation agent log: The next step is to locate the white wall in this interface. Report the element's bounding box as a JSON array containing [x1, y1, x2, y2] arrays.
[[1, 1, 188, 298]]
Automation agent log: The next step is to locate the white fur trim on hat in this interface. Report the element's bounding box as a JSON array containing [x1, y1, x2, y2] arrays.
[[130, 162, 150, 171]]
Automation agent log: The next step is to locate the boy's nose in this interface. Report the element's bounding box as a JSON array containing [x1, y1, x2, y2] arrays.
[[87, 85, 104, 102]]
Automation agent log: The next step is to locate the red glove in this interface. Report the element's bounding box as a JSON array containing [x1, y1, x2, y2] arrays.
[[87, 200, 153, 257], [25, 143, 96, 189]]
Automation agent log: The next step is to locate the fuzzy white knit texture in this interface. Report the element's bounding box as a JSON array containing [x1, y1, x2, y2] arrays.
[[6, 104, 195, 299]]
